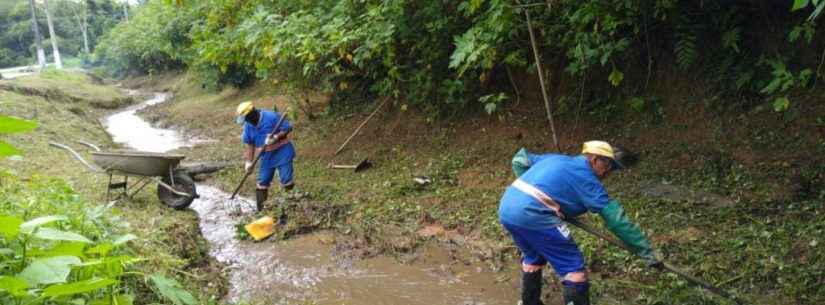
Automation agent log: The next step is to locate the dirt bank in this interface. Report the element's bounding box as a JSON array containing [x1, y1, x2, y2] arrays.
[[0, 71, 228, 302], [136, 71, 825, 304]]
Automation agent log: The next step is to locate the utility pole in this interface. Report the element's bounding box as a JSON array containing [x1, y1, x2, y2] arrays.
[[72, 0, 90, 54], [28, 0, 47, 70]]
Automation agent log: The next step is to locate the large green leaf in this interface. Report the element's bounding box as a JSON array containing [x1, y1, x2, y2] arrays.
[[792, 0, 810, 11], [0, 215, 23, 240], [30, 242, 87, 258], [608, 69, 624, 87], [34, 228, 93, 244], [0, 141, 21, 157], [20, 215, 67, 234], [0, 276, 28, 296], [773, 97, 791, 112], [18, 256, 82, 286], [42, 278, 117, 298], [150, 274, 198, 305], [0, 115, 38, 134], [86, 243, 114, 257]]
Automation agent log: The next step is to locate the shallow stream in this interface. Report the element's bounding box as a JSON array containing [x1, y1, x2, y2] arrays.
[[104, 93, 520, 304]]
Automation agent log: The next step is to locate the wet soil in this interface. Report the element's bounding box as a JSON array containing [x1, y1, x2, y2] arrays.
[[104, 91, 523, 305]]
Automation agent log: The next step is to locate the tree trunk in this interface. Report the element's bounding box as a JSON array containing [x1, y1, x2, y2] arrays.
[[28, 0, 46, 70], [123, 2, 129, 21], [43, 0, 62, 69], [81, 22, 90, 54], [73, 2, 90, 54]]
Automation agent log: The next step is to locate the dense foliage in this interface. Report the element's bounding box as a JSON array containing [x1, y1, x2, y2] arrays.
[[93, 0, 186, 76], [0, 174, 198, 305], [92, 0, 825, 114], [0, 0, 124, 68]]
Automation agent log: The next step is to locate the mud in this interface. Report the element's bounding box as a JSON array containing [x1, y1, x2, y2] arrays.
[[192, 187, 520, 304], [105, 91, 523, 305]]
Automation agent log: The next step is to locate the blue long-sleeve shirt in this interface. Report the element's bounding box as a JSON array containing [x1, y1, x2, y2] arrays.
[[242, 110, 295, 168], [499, 154, 610, 229]]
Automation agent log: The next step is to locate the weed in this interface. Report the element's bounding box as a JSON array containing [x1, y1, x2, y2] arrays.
[[0, 174, 198, 305]]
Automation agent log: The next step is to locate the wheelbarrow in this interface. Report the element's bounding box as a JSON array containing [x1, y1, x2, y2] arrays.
[[49, 141, 199, 209]]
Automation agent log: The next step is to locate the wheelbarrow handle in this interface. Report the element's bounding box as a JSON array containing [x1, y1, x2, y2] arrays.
[[156, 178, 194, 198], [48, 141, 103, 172]]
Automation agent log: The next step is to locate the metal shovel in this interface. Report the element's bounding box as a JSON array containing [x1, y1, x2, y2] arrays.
[[330, 158, 372, 172]]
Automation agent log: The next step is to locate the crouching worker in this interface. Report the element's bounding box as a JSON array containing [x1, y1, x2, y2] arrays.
[[499, 141, 661, 305], [236, 101, 296, 212]]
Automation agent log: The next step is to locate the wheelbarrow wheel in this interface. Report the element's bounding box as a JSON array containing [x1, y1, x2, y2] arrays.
[[157, 172, 197, 209]]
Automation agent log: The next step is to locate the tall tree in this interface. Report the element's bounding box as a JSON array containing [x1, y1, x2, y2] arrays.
[[43, 0, 62, 69], [71, 0, 91, 54], [28, 0, 46, 69], [122, 0, 128, 21]]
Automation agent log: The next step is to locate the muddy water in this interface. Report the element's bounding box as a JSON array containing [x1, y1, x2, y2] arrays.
[[104, 93, 196, 153], [106, 93, 521, 305]]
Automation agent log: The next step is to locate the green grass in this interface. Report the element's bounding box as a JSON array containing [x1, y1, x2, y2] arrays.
[[0, 73, 225, 304], [61, 57, 84, 69], [3, 69, 127, 107], [140, 72, 825, 305]]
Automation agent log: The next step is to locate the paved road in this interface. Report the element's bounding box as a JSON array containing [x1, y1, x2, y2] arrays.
[[0, 65, 38, 79]]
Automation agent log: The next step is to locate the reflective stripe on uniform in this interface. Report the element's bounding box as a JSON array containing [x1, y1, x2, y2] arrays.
[[512, 179, 563, 214]]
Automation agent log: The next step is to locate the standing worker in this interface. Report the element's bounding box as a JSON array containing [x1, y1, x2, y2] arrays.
[[236, 101, 296, 212], [499, 141, 661, 305]]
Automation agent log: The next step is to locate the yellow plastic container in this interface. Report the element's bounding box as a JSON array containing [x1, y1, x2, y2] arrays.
[[244, 216, 275, 241]]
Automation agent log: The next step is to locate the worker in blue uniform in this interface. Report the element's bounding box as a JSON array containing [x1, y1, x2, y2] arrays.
[[236, 101, 296, 212], [500, 141, 661, 305]]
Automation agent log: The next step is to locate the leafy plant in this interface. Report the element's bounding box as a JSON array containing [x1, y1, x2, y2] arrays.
[[673, 13, 698, 71], [93, 0, 824, 118], [792, 0, 825, 21], [629, 97, 645, 112], [150, 274, 197, 305], [0, 175, 198, 305], [478, 92, 508, 114], [759, 57, 813, 112], [0, 115, 37, 157]]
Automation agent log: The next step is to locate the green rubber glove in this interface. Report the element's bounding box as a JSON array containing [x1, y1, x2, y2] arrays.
[[598, 199, 658, 266], [511, 147, 530, 178]]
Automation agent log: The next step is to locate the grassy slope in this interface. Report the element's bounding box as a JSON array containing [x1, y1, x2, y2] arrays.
[[142, 71, 824, 305], [0, 71, 226, 303]]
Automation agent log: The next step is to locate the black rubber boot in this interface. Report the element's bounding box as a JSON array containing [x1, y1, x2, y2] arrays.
[[255, 189, 268, 212], [521, 269, 544, 305], [562, 281, 590, 305]]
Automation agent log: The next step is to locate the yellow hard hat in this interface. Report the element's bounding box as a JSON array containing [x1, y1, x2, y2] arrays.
[[235, 101, 255, 124], [582, 140, 624, 169]]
